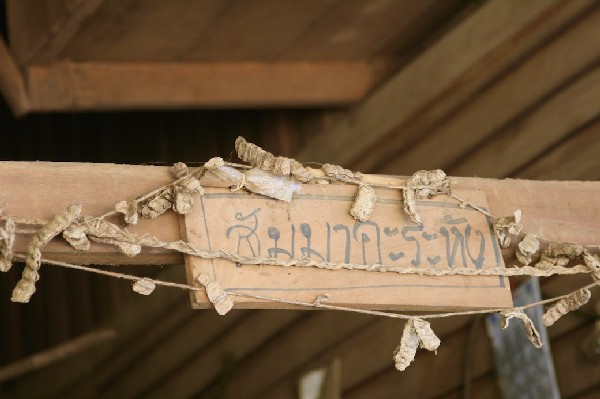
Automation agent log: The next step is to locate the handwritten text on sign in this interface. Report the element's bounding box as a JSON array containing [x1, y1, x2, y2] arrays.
[[183, 185, 512, 310]]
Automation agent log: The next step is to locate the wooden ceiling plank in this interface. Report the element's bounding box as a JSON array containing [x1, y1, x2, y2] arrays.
[[181, 0, 339, 62], [449, 65, 600, 178], [344, 318, 494, 399], [224, 311, 372, 399], [6, 0, 52, 64], [0, 328, 115, 384], [379, 6, 600, 176], [262, 272, 600, 399], [279, 0, 461, 61], [295, 0, 591, 169], [436, 373, 501, 399], [258, 315, 473, 399], [0, 39, 29, 116], [516, 117, 600, 181], [25, 61, 385, 111], [551, 322, 600, 398], [60, 297, 194, 397], [1, 266, 188, 398], [344, 285, 596, 399], [101, 309, 251, 398], [59, 0, 232, 62], [142, 310, 303, 399], [23, 0, 104, 64]]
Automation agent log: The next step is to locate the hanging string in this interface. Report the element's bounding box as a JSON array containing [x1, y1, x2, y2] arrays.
[[18, 255, 599, 322]]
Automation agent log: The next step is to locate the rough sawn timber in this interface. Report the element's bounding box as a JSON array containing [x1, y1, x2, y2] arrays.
[[1, 161, 599, 265]]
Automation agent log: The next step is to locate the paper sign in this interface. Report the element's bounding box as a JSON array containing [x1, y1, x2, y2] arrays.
[[182, 184, 512, 310]]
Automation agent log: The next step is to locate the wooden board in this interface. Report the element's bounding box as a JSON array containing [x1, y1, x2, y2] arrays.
[[182, 184, 511, 311], [25, 61, 387, 111]]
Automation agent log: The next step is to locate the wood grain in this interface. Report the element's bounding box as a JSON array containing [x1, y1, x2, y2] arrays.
[[2, 161, 600, 262], [295, 0, 580, 167], [449, 65, 600, 178], [25, 61, 387, 111], [379, 6, 600, 175], [0, 39, 29, 116]]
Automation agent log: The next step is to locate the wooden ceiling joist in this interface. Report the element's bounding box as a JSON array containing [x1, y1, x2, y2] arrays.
[[295, 0, 597, 170], [21, 61, 387, 112]]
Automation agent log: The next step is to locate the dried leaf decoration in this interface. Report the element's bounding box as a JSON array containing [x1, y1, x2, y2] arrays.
[[115, 200, 139, 225], [62, 224, 91, 251], [583, 251, 600, 279], [403, 170, 450, 224], [74, 216, 142, 257], [535, 242, 585, 270], [0, 217, 15, 272], [12, 204, 82, 303], [235, 136, 314, 183], [393, 318, 441, 371], [141, 187, 174, 219], [350, 184, 376, 222], [493, 209, 523, 248], [500, 310, 542, 348], [516, 234, 539, 265], [136, 163, 204, 220], [132, 278, 156, 295], [542, 288, 591, 327], [197, 274, 234, 315]]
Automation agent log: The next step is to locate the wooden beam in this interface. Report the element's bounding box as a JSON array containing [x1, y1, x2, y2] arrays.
[[295, 0, 596, 170], [1, 161, 600, 266], [0, 329, 116, 383], [0, 38, 29, 116], [24, 61, 390, 111]]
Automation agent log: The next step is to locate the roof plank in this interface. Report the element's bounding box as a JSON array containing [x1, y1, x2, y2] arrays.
[[295, 0, 595, 170]]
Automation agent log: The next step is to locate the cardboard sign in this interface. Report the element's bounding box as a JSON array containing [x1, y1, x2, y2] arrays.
[[182, 184, 512, 310]]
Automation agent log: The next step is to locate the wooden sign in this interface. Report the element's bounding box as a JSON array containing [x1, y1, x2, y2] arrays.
[[182, 184, 512, 311]]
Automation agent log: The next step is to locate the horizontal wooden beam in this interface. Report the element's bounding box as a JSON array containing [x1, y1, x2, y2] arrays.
[[1, 161, 600, 266], [24, 61, 389, 112], [295, 0, 595, 170]]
